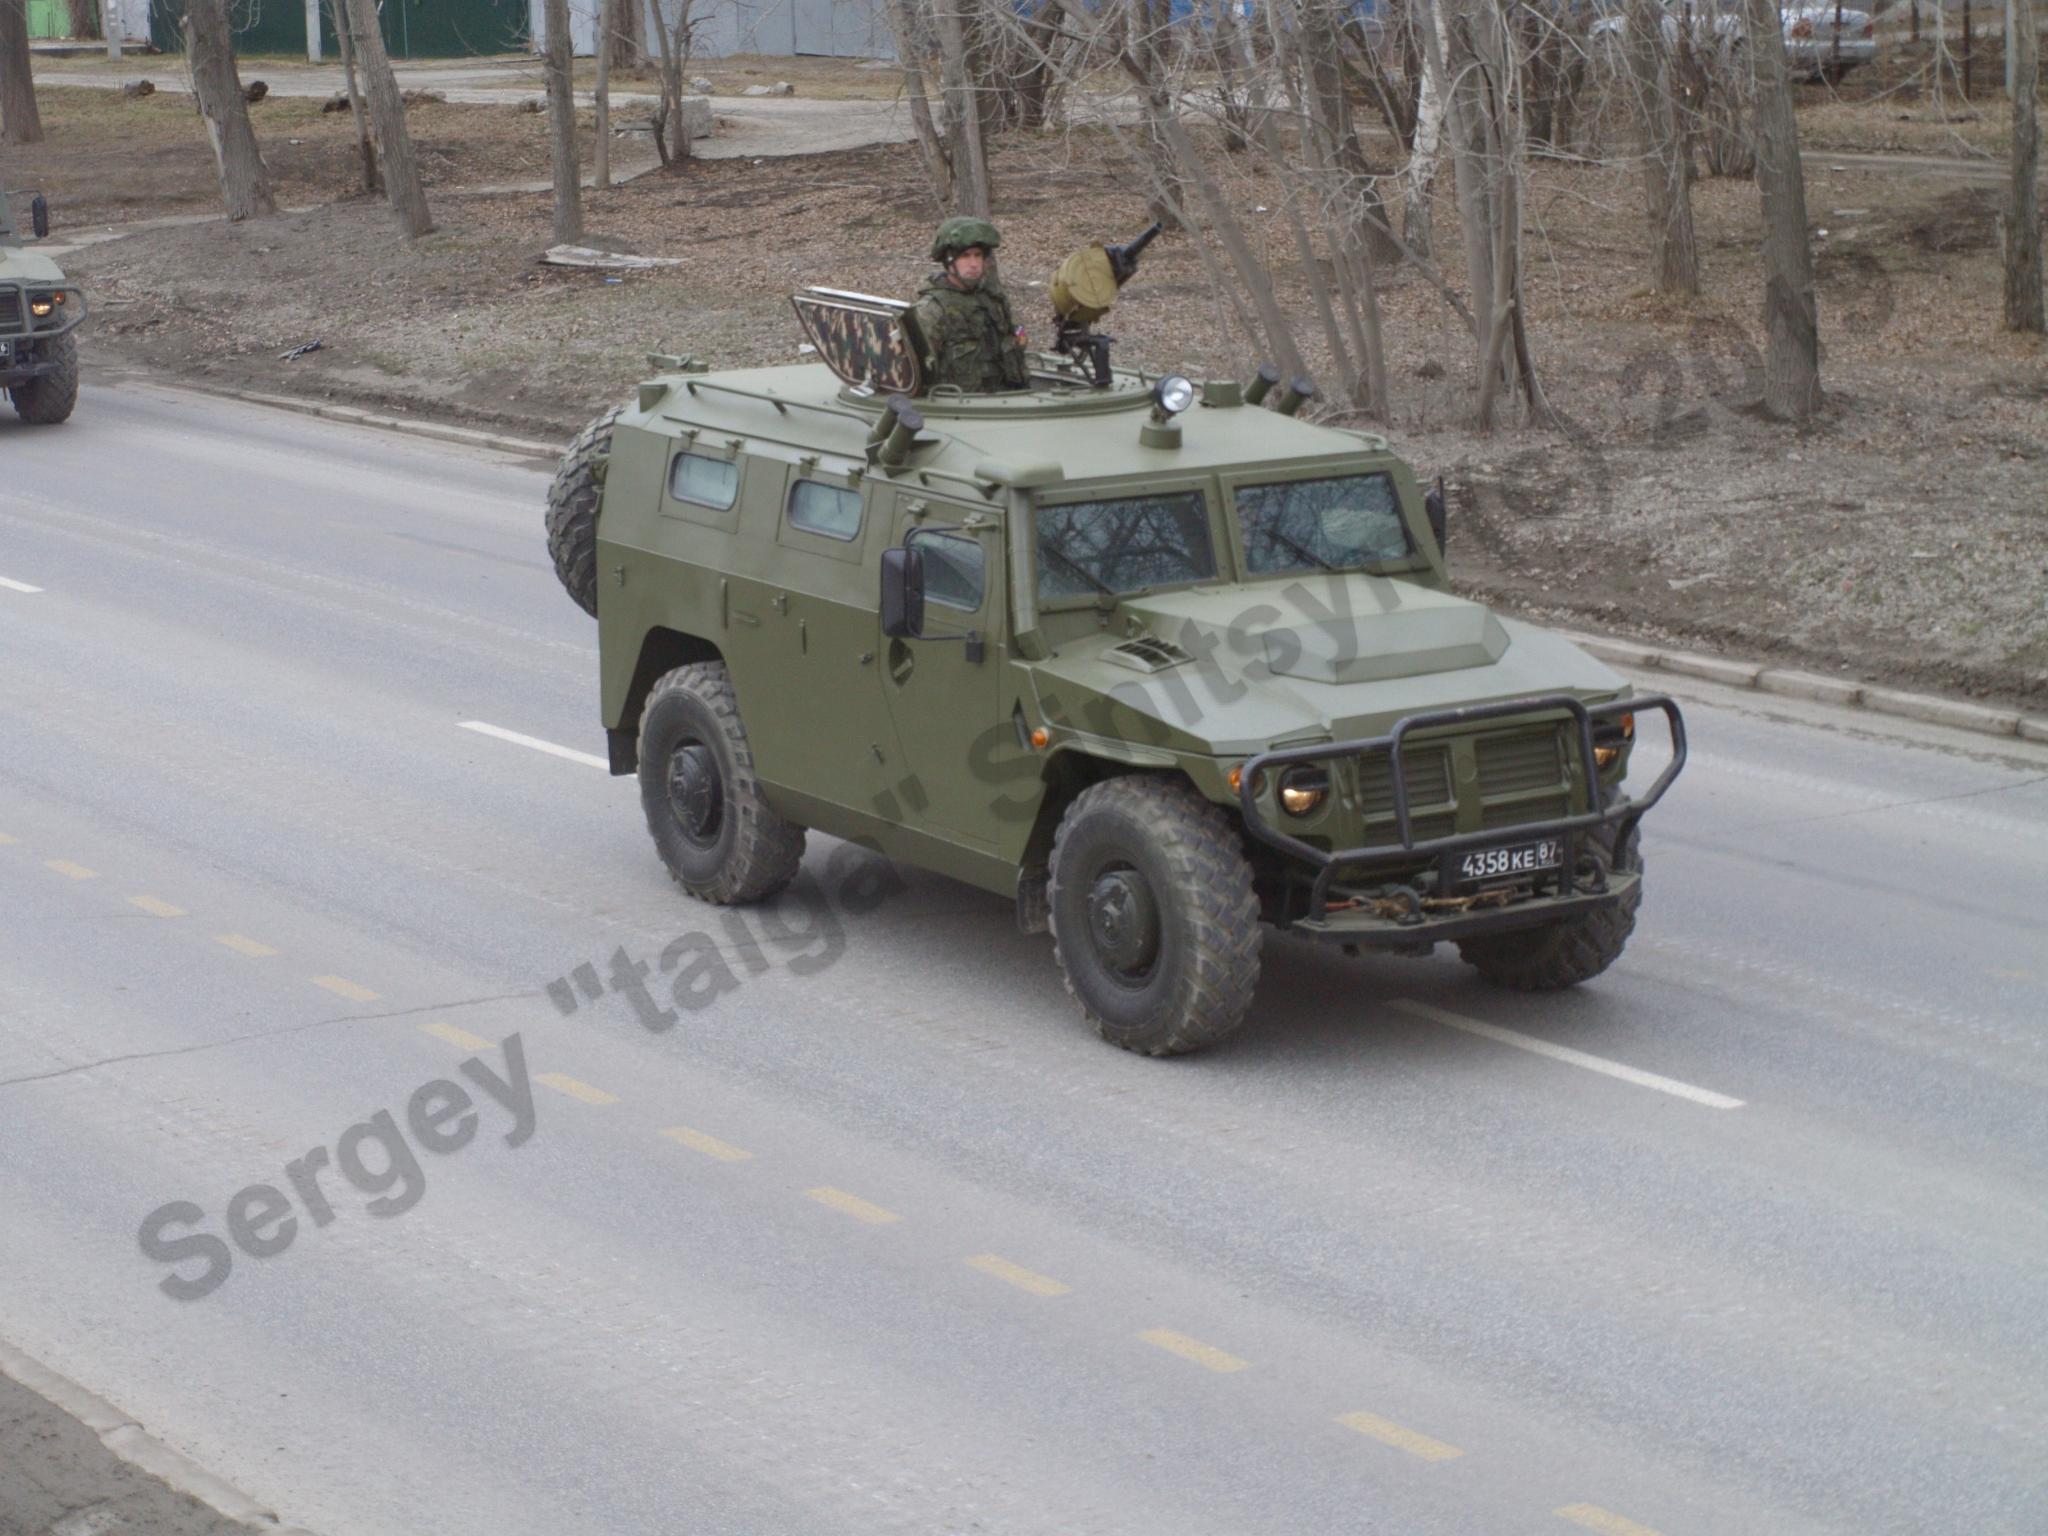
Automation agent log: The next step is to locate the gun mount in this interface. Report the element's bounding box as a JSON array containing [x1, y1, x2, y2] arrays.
[[1050, 221, 1163, 388]]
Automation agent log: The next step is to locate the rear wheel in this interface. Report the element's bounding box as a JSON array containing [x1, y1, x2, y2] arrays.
[[545, 405, 620, 617], [637, 662, 805, 904], [1456, 819, 1642, 990], [11, 334, 78, 425], [1048, 776, 1262, 1056]]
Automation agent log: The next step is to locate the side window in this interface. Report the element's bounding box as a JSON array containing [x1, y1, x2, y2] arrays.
[[788, 480, 863, 542], [669, 452, 738, 509], [920, 532, 985, 612]]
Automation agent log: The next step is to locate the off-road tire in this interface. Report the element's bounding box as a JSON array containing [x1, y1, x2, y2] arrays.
[[1048, 775, 1262, 1056], [638, 662, 806, 904], [11, 334, 78, 425], [545, 405, 620, 617], [1456, 819, 1642, 991]]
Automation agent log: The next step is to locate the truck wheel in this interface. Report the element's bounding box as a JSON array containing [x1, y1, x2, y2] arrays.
[[1456, 820, 1642, 991], [638, 662, 805, 904], [1048, 775, 1262, 1056], [545, 405, 620, 617], [11, 334, 78, 425]]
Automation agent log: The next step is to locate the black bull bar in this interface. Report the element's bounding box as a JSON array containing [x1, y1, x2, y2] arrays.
[[1235, 694, 1687, 925]]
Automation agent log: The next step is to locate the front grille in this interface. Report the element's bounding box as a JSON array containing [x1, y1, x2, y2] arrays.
[[0, 291, 21, 335], [1475, 725, 1572, 828], [1357, 744, 1456, 844]]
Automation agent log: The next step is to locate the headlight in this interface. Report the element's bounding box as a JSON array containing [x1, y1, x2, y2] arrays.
[[28, 295, 55, 317], [1593, 711, 1635, 770], [1278, 765, 1329, 817], [1151, 374, 1195, 417]]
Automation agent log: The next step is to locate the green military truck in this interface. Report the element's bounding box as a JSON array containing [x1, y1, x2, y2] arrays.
[[0, 190, 84, 425], [547, 285, 1684, 1056]]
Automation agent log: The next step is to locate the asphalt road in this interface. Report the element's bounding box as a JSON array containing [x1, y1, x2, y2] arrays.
[[2, 382, 2046, 1536]]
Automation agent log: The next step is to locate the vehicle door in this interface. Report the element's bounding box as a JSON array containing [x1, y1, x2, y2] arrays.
[[735, 455, 900, 820], [877, 493, 1009, 850]]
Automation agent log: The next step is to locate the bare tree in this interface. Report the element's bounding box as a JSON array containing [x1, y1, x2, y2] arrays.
[[1620, 0, 1698, 292], [610, 0, 646, 70], [2005, 0, 2043, 332], [343, 0, 434, 237], [544, 0, 582, 239], [651, 0, 705, 167], [184, 0, 277, 222], [595, 0, 613, 190], [889, 0, 956, 205], [326, 0, 379, 194], [935, 0, 994, 213], [0, 0, 42, 146], [1738, 0, 1820, 418]]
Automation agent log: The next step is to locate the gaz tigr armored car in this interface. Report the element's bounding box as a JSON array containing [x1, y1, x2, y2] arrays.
[[547, 272, 1685, 1056], [0, 190, 84, 426]]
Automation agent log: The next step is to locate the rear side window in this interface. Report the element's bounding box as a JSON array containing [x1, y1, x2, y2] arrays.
[[669, 453, 738, 509], [788, 480, 863, 541]]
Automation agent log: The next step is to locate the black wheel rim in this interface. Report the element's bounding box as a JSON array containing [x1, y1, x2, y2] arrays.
[[1085, 861, 1161, 985], [667, 741, 724, 847]]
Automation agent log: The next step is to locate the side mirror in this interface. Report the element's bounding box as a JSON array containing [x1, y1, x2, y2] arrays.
[[880, 544, 925, 639], [1424, 477, 1448, 553], [30, 195, 48, 239]]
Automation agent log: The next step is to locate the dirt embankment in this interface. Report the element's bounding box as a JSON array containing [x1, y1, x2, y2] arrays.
[[39, 96, 2048, 712]]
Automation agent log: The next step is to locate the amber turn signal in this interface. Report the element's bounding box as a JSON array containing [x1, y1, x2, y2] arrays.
[[1029, 727, 1050, 749]]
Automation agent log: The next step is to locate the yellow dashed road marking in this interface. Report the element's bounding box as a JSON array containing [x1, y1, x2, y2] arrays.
[[965, 1254, 1071, 1297], [1138, 1329, 1249, 1373], [536, 1072, 619, 1106], [1556, 1504, 1665, 1536], [214, 933, 279, 958], [804, 1187, 902, 1225], [661, 1126, 753, 1162], [126, 895, 186, 918], [45, 860, 96, 880], [311, 975, 380, 1003], [0, 832, 17, 844], [420, 1022, 493, 1052], [1335, 1410, 1463, 1462], [1991, 967, 2036, 983]]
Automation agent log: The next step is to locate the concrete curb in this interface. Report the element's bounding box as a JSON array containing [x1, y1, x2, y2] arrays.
[[1557, 632, 2044, 743], [0, 1338, 314, 1533], [148, 383, 2048, 749]]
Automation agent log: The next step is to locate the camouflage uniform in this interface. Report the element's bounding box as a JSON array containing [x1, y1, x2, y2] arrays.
[[909, 278, 1030, 394]]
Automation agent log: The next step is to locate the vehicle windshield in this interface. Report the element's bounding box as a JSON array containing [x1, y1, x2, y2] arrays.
[[1236, 473, 1413, 577], [1035, 490, 1216, 601]]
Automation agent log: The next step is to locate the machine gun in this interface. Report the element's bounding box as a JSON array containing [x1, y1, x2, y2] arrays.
[[1050, 221, 1163, 388]]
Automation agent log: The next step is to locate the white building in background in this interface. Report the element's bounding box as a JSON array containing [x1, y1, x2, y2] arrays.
[[531, 0, 895, 60]]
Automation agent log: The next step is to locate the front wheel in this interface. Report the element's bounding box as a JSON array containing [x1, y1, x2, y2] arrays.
[[637, 662, 806, 904], [1456, 819, 1642, 990], [11, 334, 78, 425], [1048, 775, 1262, 1056]]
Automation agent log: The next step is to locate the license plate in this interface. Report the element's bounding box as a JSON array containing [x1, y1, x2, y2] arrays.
[[1447, 836, 1564, 889]]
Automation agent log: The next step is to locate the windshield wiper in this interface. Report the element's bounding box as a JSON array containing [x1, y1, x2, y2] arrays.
[[1264, 527, 1341, 573], [1041, 543, 1117, 597]]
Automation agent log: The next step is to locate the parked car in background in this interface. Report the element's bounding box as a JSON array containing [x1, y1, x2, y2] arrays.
[[1590, 0, 1876, 82]]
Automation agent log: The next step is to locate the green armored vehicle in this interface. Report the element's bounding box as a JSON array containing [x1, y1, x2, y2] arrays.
[[0, 190, 84, 425], [547, 267, 1685, 1056]]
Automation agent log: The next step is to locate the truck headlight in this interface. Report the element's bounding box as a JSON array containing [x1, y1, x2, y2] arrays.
[[1278, 765, 1329, 816], [1593, 712, 1635, 770], [28, 294, 57, 317]]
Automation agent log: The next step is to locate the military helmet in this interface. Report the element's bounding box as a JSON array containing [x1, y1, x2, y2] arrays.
[[930, 216, 1002, 263]]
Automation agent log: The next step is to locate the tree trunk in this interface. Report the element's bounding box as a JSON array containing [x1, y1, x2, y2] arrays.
[[934, 0, 992, 214], [185, 0, 277, 221], [343, 0, 433, 237], [1403, 23, 1445, 258], [2004, 0, 2043, 331], [544, 0, 582, 240], [1623, 0, 1700, 293], [0, 0, 42, 146], [1740, 0, 1820, 418], [594, 0, 612, 189], [327, 0, 380, 193], [890, 0, 954, 207], [650, 0, 694, 166], [610, 0, 645, 71]]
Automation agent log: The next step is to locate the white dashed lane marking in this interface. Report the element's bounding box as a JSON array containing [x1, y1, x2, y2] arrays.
[[458, 721, 609, 770], [0, 575, 44, 594]]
